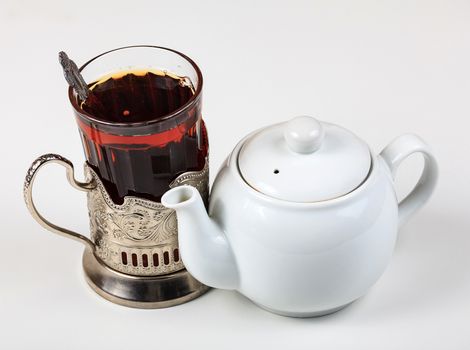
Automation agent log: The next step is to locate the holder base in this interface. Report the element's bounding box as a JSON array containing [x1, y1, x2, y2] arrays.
[[82, 250, 210, 308]]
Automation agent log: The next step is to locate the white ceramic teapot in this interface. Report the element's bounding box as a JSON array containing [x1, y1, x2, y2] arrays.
[[162, 116, 438, 317]]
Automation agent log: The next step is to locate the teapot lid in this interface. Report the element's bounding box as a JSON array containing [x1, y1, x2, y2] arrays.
[[238, 116, 371, 202]]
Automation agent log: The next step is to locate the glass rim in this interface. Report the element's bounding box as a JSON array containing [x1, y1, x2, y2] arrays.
[[68, 45, 203, 128]]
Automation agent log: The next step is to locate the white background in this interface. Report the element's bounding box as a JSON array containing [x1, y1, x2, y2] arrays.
[[1, 0, 469, 349]]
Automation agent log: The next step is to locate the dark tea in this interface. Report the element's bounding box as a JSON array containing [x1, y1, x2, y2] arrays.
[[82, 70, 195, 123], [73, 69, 208, 204]]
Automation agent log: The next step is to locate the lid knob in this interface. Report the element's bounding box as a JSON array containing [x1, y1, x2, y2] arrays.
[[284, 116, 324, 154]]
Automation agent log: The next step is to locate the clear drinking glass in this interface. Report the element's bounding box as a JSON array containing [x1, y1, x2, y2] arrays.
[[69, 45, 208, 204]]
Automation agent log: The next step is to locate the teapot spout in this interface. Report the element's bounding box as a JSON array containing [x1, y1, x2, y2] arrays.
[[162, 186, 239, 290]]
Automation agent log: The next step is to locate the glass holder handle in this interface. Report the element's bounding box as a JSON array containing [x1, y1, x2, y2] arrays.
[[24, 153, 96, 251]]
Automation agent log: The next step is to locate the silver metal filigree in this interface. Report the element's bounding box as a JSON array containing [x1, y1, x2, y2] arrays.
[[86, 160, 209, 276], [24, 153, 210, 307], [24, 153, 209, 277]]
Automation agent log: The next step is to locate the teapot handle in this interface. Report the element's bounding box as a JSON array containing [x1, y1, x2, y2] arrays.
[[23, 154, 96, 251], [379, 134, 438, 228]]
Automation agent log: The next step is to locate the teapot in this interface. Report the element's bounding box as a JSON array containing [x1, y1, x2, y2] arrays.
[[161, 116, 438, 317]]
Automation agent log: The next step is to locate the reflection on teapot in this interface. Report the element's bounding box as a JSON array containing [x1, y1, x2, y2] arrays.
[[162, 116, 438, 317]]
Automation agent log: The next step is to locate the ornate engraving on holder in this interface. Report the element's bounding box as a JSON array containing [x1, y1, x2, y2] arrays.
[[24, 154, 74, 205], [170, 159, 209, 207], [87, 159, 209, 276]]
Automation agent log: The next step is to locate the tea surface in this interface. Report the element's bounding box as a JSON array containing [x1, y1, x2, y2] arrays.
[[82, 69, 195, 123]]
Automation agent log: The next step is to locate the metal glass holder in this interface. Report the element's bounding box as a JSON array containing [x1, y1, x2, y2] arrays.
[[24, 153, 210, 308]]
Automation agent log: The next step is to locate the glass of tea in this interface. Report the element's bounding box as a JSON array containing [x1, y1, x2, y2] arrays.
[[69, 45, 208, 204], [23, 46, 211, 308]]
